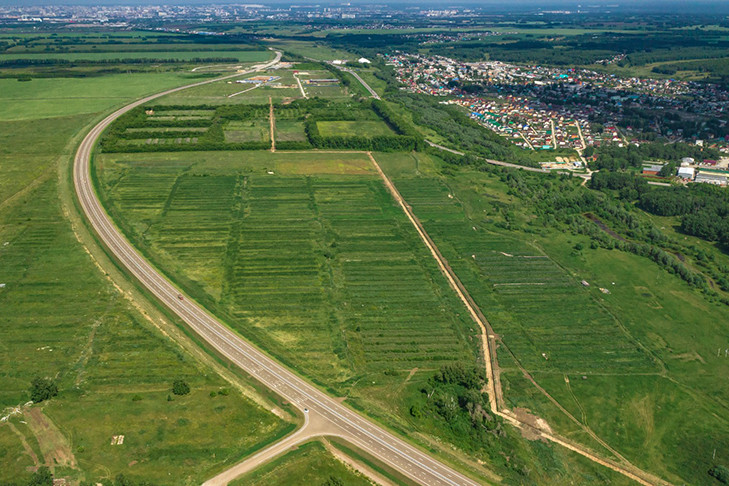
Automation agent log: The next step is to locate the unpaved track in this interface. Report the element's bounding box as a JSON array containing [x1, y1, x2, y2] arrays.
[[269, 96, 275, 152], [367, 152, 671, 486], [425, 140, 549, 173], [73, 53, 485, 486]]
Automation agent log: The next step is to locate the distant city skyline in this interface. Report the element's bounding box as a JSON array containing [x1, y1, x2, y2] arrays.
[[0, 0, 727, 10]]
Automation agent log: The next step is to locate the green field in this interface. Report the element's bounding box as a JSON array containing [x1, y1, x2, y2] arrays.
[[94, 149, 648, 484], [95, 151, 476, 392], [375, 151, 729, 485], [156, 70, 302, 105], [224, 119, 270, 143], [0, 60, 291, 485], [230, 441, 374, 486], [275, 119, 307, 142], [0, 50, 272, 62], [0, 73, 198, 121], [317, 120, 395, 137], [266, 39, 358, 61]]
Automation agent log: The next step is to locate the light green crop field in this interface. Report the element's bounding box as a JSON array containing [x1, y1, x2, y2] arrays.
[[230, 441, 373, 486], [0, 50, 272, 62], [274, 119, 307, 142], [0, 73, 200, 120], [224, 119, 270, 143], [265, 39, 358, 61], [375, 151, 729, 485], [0, 68, 291, 485], [94, 149, 643, 484], [94, 150, 478, 405], [317, 120, 395, 138], [5, 42, 262, 54]]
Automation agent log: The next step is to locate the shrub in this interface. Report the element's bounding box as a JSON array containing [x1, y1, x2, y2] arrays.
[[29, 377, 58, 403], [27, 467, 52, 486], [172, 379, 190, 396], [710, 465, 729, 484]]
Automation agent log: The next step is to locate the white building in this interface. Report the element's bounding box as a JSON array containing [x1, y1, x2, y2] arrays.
[[677, 167, 695, 180], [695, 172, 728, 186]]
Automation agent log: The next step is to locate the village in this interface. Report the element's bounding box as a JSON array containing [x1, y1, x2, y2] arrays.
[[386, 52, 729, 184]]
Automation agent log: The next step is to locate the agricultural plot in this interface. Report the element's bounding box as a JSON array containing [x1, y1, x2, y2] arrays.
[[390, 175, 655, 373], [0, 73, 193, 121], [296, 69, 349, 99], [317, 120, 395, 138], [377, 152, 729, 485], [224, 119, 270, 143], [0, 50, 272, 63], [102, 104, 273, 152], [274, 119, 307, 142], [95, 150, 476, 393], [0, 72, 292, 485]]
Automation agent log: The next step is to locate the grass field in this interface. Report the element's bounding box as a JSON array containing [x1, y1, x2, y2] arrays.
[[317, 120, 395, 138], [275, 119, 307, 142], [265, 39, 358, 61], [0, 50, 272, 62], [0, 168, 289, 486], [230, 441, 373, 486], [94, 149, 652, 484], [375, 151, 729, 485], [224, 119, 270, 143], [95, 151, 476, 394], [0, 73, 199, 121], [0, 66, 291, 485]]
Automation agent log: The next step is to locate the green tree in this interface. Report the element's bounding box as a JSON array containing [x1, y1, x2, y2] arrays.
[[29, 377, 58, 403], [27, 467, 52, 486], [172, 379, 190, 396], [322, 476, 345, 486], [659, 162, 676, 177], [710, 465, 729, 484]]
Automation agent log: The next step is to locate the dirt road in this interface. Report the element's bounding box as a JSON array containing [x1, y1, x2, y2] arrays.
[[269, 96, 275, 152]]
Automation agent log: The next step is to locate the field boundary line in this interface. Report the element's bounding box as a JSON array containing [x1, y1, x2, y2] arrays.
[[269, 96, 275, 152], [0, 163, 55, 212], [367, 151, 671, 486]]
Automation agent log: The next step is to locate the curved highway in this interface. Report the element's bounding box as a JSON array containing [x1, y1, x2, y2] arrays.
[[73, 52, 483, 486]]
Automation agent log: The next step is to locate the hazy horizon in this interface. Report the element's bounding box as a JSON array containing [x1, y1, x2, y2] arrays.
[[0, 0, 727, 9]]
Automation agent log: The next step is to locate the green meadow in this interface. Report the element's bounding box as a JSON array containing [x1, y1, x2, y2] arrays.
[[374, 151, 729, 485], [317, 120, 395, 138], [0, 68, 291, 485], [0, 73, 198, 120], [230, 441, 374, 486], [95, 149, 649, 484], [0, 50, 272, 62]]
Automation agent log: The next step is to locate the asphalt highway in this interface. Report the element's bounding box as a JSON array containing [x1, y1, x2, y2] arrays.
[[73, 52, 484, 486]]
